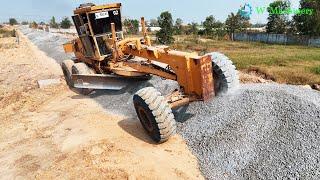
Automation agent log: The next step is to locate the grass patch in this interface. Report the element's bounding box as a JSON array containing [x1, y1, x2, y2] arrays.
[[169, 35, 320, 85], [311, 66, 320, 75], [0, 28, 16, 38]]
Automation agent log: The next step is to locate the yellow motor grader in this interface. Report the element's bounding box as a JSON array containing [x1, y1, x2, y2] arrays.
[[62, 3, 239, 143]]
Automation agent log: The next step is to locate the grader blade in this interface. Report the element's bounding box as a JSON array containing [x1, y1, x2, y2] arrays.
[[72, 74, 150, 90]]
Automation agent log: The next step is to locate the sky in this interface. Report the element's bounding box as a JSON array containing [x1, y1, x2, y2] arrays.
[[0, 0, 300, 24]]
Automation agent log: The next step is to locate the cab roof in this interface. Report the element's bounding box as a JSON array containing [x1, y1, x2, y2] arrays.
[[74, 3, 122, 14]]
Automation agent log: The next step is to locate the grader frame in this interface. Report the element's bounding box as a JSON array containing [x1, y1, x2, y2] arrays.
[[63, 3, 239, 143]]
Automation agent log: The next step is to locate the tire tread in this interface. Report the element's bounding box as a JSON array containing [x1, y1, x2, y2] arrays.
[[134, 87, 176, 143]]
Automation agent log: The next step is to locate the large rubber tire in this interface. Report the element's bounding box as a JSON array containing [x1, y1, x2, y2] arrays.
[[61, 60, 75, 87], [208, 52, 240, 95], [72, 63, 95, 95], [133, 87, 176, 143]]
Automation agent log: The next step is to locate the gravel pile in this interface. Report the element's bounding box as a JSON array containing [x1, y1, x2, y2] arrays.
[[21, 27, 320, 179], [178, 84, 320, 179]]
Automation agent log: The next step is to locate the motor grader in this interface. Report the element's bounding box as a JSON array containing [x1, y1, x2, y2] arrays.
[[62, 3, 239, 143]]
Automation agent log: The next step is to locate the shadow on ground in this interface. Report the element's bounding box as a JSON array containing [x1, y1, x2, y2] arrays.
[[117, 118, 156, 144], [172, 105, 195, 123]]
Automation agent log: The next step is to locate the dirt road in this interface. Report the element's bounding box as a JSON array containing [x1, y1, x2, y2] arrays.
[[0, 29, 203, 179]]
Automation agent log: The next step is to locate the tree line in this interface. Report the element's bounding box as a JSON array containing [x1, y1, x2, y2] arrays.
[[7, 16, 72, 29], [126, 10, 251, 44], [266, 0, 320, 36], [6, 0, 319, 42], [123, 0, 319, 44]]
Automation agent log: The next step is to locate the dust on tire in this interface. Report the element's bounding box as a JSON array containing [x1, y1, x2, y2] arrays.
[[208, 52, 239, 95], [133, 87, 176, 143]]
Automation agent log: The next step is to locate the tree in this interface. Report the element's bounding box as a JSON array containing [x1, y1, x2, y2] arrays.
[[60, 17, 72, 29], [185, 22, 199, 35], [49, 16, 59, 28], [174, 18, 184, 35], [293, 0, 320, 36], [21, 21, 29, 25], [225, 13, 238, 35], [149, 19, 159, 27], [266, 0, 291, 34], [225, 12, 250, 35], [156, 11, 174, 44], [202, 15, 224, 36], [190, 22, 199, 35], [9, 18, 18, 25], [123, 19, 139, 34]]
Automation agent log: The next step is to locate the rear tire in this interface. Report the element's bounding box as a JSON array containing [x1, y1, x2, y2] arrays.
[[61, 60, 75, 87], [72, 63, 95, 95], [208, 52, 240, 95], [133, 87, 176, 143]]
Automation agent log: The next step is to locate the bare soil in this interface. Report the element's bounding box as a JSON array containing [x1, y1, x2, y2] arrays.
[[0, 29, 203, 179]]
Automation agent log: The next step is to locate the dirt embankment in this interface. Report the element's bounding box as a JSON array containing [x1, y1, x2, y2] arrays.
[[0, 28, 203, 179]]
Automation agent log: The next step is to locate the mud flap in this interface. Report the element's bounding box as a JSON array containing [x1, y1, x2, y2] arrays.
[[72, 74, 151, 90]]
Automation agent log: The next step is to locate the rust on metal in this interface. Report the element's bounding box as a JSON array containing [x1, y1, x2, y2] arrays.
[[74, 3, 121, 14], [140, 17, 151, 46], [199, 55, 214, 101]]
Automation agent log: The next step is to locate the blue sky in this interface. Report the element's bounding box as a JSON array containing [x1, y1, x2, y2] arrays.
[[0, 0, 300, 24]]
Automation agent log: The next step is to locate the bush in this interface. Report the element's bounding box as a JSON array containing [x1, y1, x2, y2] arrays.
[[185, 22, 199, 35], [60, 17, 72, 29], [29, 21, 38, 29], [21, 21, 28, 25], [9, 18, 18, 25], [0, 29, 16, 37], [11, 29, 16, 37]]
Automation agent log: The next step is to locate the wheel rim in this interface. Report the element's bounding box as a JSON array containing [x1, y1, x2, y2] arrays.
[[138, 107, 153, 132], [212, 67, 226, 94]]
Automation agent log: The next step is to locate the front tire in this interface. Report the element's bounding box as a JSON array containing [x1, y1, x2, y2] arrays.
[[61, 60, 75, 87], [208, 52, 240, 95], [72, 63, 95, 95], [133, 87, 176, 143]]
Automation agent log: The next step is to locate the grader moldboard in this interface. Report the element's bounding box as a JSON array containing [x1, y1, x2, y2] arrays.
[[62, 3, 239, 143]]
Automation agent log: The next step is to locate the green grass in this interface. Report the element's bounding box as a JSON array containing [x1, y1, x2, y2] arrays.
[[312, 66, 320, 75], [169, 36, 320, 85]]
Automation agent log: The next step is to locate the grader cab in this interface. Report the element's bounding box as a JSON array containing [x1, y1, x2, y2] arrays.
[[62, 3, 239, 143]]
